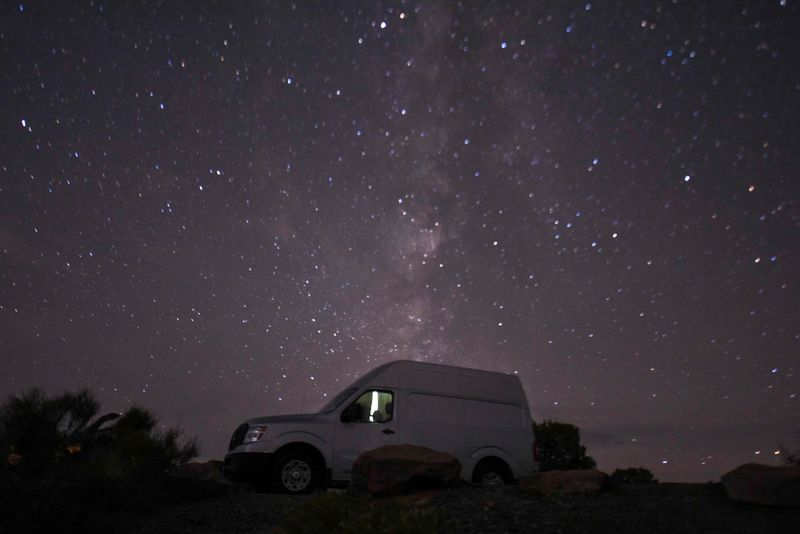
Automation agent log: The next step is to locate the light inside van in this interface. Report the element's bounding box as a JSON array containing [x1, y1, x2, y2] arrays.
[[369, 391, 379, 422], [243, 424, 268, 443]]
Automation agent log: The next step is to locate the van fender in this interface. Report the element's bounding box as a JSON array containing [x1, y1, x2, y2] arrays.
[[468, 446, 517, 479], [271, 430, 332, 467]]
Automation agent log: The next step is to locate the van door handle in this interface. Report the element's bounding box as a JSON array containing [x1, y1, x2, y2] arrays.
[[382, 429, 395, 435]]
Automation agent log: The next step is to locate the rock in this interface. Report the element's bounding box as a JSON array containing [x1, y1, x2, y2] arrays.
[[350, 444, 461, 497], [721, 463, 800, 508], [521, 469, 608, 493]]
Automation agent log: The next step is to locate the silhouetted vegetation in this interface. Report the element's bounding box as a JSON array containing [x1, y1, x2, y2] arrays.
[[779, 445, 800, 466], [0, 388, 116, 477], [533, 420, 596, 471], [0, 387, 204, 533], [610, 467, 658, 485]]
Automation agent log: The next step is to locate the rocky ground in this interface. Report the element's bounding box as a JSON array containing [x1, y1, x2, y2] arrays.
[[118, 482, 799, 534], [430, 483, 800, 534], [127, 490, 308, 534]]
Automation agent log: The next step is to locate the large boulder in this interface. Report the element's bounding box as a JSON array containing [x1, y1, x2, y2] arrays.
[[721, 463, 800, 507], [521, 469, 608, 494], [350, 444, 461, 497]]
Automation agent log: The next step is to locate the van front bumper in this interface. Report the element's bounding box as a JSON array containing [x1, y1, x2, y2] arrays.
[[224, 452, 275, 484]]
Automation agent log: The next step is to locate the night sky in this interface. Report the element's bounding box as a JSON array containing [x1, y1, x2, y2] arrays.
[[2, 1, 798, 482]]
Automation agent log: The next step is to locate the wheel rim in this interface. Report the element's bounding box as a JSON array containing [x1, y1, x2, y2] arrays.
[[281, 459, 312, 491], [481, 471, 504, 487]]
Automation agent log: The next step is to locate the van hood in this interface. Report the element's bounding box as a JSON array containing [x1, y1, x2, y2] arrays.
[[246, 413, 318, 425]]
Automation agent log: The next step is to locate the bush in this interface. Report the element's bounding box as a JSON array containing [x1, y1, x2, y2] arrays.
[[94, 406, 199, 481], [280, 492, 451, 534], [610, 467, 658, 485], [1, 387, 197, 481], [779, 447, 800, 466], [0, 387, 201, 532], [0, 388, 107, 477], [533, 420, 596, 471]]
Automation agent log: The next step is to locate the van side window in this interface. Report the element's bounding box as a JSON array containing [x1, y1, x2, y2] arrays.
[[341, 390, 393, 423]]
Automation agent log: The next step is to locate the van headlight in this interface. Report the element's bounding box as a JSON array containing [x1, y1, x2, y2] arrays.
[[243, 425, 268, 443]]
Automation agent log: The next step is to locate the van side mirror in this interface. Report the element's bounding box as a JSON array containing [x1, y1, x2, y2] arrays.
[[341, 402, 360, 423]]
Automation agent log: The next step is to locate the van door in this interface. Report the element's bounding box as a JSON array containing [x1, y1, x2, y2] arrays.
[[332, 389, 398, 480]]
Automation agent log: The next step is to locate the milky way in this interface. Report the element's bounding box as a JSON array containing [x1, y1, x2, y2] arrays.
[[2, 1, 798, 481]]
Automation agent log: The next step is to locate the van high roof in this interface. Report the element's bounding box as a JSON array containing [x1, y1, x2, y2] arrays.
[[348, 359, 527, 406]]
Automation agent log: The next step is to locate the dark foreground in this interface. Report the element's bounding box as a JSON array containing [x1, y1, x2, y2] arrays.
[[6, 481, 800, 533], [432, 483, 800, 534], [124, 482, 800, 534]]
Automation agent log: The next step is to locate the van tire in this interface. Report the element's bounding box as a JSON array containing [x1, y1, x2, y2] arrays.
[[473, 459, 513, 487], [271, 450, 319, 494]]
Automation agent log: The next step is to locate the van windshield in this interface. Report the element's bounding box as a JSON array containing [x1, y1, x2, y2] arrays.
[[318, 387, 358, 413]]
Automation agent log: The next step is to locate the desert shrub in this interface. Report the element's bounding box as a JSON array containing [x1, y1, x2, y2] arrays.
[[533, 420, 596, 471], [280, 492, 451, 534], [0, 388, 201, 532], [95, 406, 198, 481], [0, 388, 107, 477], [779, 447, 800, 466], [1, 388, 197, 482], [610, 467, 658, 485]]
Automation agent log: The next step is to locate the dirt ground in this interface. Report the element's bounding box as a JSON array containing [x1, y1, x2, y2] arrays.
[[430, 482, 800, 534], [6, 480, 799, 533], [122, 482, 800, 534]]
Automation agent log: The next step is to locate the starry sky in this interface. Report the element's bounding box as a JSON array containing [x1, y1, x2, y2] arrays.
[[2, 1, 799, 482]]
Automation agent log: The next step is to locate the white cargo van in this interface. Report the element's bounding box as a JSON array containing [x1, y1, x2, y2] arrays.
[[224, 360, 537, 493]]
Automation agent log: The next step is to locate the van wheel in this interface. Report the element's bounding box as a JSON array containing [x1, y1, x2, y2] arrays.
[[473, 460, 513, 487], [272, 451, 318, 494]]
